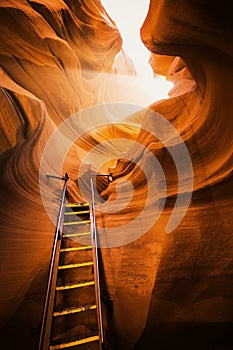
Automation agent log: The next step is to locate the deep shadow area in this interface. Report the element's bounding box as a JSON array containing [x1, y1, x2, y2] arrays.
[[134, 322, 233, 350]]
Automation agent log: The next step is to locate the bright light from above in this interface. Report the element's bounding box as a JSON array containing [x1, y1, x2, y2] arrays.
[[102, 0, 150, 74], [101, 0, 172, 104]]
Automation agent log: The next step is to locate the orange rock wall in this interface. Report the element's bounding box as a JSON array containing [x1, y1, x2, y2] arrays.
[[0, 1, 233, 350], [100, 1, 233, 349]]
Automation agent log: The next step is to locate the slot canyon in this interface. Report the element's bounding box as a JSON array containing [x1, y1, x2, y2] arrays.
[[0, 1, 232, 349]]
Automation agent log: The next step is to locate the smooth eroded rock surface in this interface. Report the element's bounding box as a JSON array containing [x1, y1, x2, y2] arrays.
[[0, 1, 232, 349]]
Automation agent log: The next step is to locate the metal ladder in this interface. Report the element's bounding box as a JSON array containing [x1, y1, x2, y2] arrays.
[[39, 175, 104, 350]]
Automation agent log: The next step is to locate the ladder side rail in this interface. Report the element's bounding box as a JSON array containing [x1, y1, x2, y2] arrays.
[[90, 177, 104, 347], [38, 173, 69, 350]]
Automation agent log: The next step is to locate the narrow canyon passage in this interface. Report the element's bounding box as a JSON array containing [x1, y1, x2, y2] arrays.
[[0, 1, 233, 350]]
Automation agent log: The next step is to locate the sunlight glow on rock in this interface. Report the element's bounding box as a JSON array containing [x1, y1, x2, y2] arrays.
[[101, 0, 172, 103]]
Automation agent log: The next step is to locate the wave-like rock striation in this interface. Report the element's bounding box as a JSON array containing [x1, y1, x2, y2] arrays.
[[0, 1, 233, 350], [99, 1, 233, 349]]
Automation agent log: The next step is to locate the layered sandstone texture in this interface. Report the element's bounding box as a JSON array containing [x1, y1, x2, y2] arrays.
[[101, 1, 233, 349], [0, 1, 233, 350], [0, 1, 137, 349]]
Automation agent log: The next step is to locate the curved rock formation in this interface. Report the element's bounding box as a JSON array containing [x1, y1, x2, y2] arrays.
[[98, 1, 233, 349], [0, 1, 138, 348], [0, 0, 233, 350]]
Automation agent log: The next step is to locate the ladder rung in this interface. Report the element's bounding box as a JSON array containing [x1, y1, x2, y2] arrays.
[[50, 335, 100, 349], [56, 281, 95, 291], [65, 203, 89, 208], [62, 232, 91, 238], [58, 262, 93, 270], [53, 304, 96, 317], [65, 210, 90, 215], [63, 220, 90, 226], [60, 246, 92, 253]]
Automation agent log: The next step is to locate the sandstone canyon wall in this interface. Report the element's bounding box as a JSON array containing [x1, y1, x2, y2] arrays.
[[0, 1, 136, 348], [0, 1, 233, 350], [100, 2, 233, 349]]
